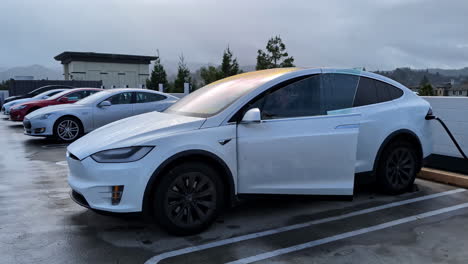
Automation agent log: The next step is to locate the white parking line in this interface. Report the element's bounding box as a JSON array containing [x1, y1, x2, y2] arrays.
[[55, 161, 68, 166], [227, 202, 468, 264], [144, 188, 465, 264]]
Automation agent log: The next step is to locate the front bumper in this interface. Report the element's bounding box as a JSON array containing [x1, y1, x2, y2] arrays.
[[23, 118, 54, 136], [9, 110, 25, 121], [67, 152, 158, 213]]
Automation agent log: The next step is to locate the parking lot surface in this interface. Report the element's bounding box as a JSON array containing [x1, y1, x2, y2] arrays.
[[1, 117, 468, 264]]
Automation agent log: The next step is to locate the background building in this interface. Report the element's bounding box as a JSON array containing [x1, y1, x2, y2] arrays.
[[54, 52, 157, 88]]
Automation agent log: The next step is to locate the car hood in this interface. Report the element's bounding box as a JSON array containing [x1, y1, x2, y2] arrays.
[[5, 98, 36, 107], [26, 103, 85, 119], [68, 111, 206, 160], [5, 95, 23, 101]]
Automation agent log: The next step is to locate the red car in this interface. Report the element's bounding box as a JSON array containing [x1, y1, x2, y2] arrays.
[[9, 88, 102, 121]]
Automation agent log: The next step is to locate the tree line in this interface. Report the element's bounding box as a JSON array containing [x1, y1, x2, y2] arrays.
[[146, 35, 295, 93]]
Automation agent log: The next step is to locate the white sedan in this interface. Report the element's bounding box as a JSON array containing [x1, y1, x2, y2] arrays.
[[24, 88, 178, 141], [2, 89, 67, 115]]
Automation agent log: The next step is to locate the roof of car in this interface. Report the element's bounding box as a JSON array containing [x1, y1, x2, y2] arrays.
[[98, 88, 178, 98]]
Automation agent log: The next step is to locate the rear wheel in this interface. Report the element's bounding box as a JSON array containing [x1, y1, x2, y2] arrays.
[[53, 117, 83, 142], [377, 141, 419, 194], [153, 162, 223, 235]]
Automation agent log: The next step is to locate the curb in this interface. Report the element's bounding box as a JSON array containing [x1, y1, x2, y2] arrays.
[[418, 167, 468, 189]]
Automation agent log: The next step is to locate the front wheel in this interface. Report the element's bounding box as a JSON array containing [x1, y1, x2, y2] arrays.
[[377, 141, 419, 194], [153, 162, 223, 235], [53, 117, 83, 142]]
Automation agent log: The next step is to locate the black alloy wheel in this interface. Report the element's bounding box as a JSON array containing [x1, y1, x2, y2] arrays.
[[154, 162, 223, 235], [378, 141, 419, 194]]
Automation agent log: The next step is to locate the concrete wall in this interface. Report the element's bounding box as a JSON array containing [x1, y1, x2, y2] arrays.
[[0, 91, 9, 107], [64, 61, 150, 88], [423, 96, 468, 158]]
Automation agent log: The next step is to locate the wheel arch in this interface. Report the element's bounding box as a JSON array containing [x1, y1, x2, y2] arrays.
[[53, 114, 85, 136], [373, 129, 423, 173], [54, 114, 84, 128], [142, 149, 236, 215]]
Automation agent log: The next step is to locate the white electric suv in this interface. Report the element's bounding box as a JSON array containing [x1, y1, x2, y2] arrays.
[[24, 88, 178, 141], [67, 68, 432, 235]]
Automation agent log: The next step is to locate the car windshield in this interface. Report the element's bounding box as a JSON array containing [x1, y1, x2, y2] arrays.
[[46, 90, 73, 100], [165, 68, 298, 118], [75, 90, 113, 105], [32, 90, 59, 99]]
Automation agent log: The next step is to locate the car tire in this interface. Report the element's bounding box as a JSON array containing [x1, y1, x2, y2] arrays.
[[153, 162, 224, 235], [377, 140, 420, 194], [53, 116, 83, 142]]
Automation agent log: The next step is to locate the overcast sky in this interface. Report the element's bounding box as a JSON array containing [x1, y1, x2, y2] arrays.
[[1, 0, 468, 71]]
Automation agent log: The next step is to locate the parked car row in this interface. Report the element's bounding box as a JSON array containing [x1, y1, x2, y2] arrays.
[[63, 68, 433, 235], [2, 86, 179, 141]]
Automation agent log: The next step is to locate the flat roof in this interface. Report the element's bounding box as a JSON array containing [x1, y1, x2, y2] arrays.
[[54, 51, 157, 65]]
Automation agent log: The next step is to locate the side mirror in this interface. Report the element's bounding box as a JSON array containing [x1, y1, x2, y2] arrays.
[[98, 100, 111, 108], [42, 95, 49, 99], [241, 108, 261, 124], [58, 97, 69, 103]]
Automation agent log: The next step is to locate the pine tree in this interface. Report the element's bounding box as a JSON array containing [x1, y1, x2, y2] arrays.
[[200, 47, 242, 85], [256, 36, 295, 70], [200, 66, 221, 85], [220, 47, 241, 78], [146, 50, 168, 91], [419, 83, 434, 96], [173, 54, 192, 93]]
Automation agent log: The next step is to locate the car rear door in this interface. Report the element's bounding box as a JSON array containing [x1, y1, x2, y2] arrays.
[[237, 73, 361, 195], [133, 92, 169, 115], [93, 92, 135, 129]]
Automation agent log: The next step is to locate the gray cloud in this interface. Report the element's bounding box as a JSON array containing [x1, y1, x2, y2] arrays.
[[1, 0, 467, 70]]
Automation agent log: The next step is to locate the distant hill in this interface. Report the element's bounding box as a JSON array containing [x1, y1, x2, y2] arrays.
[[427, 67, 468, 77], [374, 67, 468, 87], [0, 65, 62, 81]]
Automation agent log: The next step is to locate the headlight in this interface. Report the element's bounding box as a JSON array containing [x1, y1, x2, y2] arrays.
[[13, 105, 27, 110], [91, 146, 154, 163], [39, 113, 52, 119]]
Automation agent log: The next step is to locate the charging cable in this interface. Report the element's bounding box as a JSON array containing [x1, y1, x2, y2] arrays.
[[426, 113, 468, 160]]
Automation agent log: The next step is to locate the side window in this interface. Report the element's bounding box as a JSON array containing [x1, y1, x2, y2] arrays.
[[107, 92, 133, 105], [321, 73, 359, 113], [375, 80, 403, 102], [353, 77, 403, 107], [261, 75, 321, 119], [136, 92, 166, 103], [353, 77, 378, 107]]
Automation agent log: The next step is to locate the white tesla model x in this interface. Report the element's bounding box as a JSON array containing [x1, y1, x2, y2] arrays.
[[67, 68, 433, 234], [24, 88, 178, 141]]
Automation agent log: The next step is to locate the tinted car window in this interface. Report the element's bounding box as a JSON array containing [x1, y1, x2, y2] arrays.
[[353, 77, 378, 107], [47, 90, 63, 97], [261, 75, 322, 119], [353, 77, 403, 107], [136, 92, 166, 103], [375, 80, 403, 102], [321, 73, 359, 113], [107, 92, 133, 105], [64, 90, 100, 101]]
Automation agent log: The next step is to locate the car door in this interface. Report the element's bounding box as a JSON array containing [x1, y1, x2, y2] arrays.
[[93, 92, 135, 128], [237, 74, 361, 196], [133, 92, 169, 115]]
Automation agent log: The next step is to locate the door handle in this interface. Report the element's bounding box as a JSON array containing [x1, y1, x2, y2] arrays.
[[335, 124, 359, 129]]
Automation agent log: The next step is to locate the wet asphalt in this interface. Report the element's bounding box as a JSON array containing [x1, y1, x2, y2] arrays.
[[1, 117, 468, 264]]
